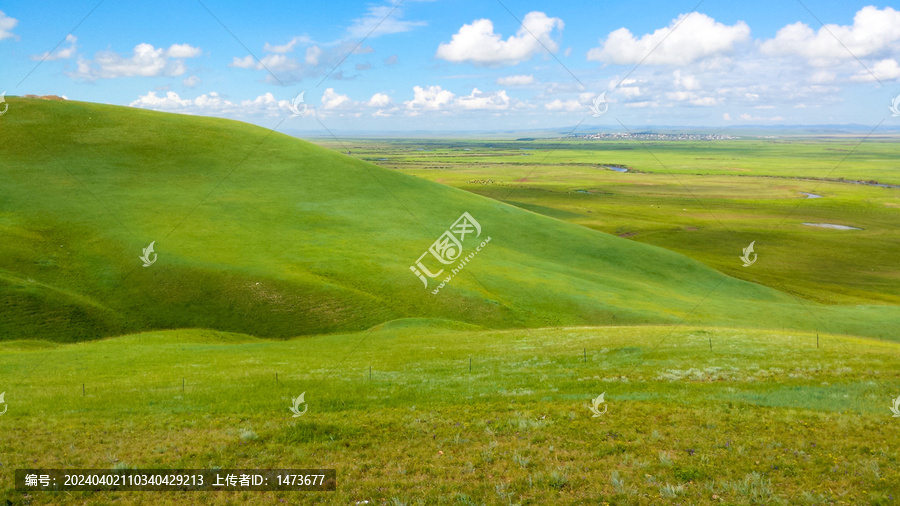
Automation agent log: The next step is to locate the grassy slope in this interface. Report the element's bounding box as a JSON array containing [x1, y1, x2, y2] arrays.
[[2, 324, 899, 504], [1, 98, 899, 342]]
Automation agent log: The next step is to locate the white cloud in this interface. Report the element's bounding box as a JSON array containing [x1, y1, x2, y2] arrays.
[[0, 10, 18, 41], [761, 7, 900, 66], [456, 88, 510, 110], [230, 53, 300, 73], [404, 85, 455, 113], [368, 92, 392, 107], [347, 5, 426, 39], [229, 55, 256, 69], [739, 113, 785, 121], [384, 54, 398, 65], [672, 70, 699, 90], [619, 84, 641, 98], [258, 54, 298, 72], [230, 39, 369, 84], [851, 58, 900, 82], [305, 45, 322, 66], [436, 11, 564, 66], [129, 91, 289, 117], [263, 36, 311, 54], [666, 91, 694, 101], [723, 113, 731, 121], [31, 34, 77, 61], [183, 75, 201, 87], [72, 43, 202, 80], [321, 88, 352, 109], [690, 96, 719, 106], [809, 70, 836, 83], [496, 74, 534, 85], [544, 98, 583, 112], [664, 90, 718, 105], [167, 43, 202, 58], [588, 13, 750, 65]]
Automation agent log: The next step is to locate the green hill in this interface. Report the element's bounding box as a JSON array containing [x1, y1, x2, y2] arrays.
[[1, 97, 897, 341]]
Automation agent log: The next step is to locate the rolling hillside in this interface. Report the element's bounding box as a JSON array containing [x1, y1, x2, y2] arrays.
[[1, 97, 897, 341]]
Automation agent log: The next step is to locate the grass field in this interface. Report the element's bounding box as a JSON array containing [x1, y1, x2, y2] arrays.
[[319, 138, 900, 307], [2, 98, 900, 504], [3, 322, 900, 504]]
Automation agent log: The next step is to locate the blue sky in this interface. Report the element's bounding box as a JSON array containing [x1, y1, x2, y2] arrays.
[[1, 0, 899, 132]]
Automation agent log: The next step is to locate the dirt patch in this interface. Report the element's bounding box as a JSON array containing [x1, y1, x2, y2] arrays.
[[618, 232, 638, 238]]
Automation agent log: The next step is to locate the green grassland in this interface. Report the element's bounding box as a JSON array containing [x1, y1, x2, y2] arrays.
[[2, 323, 900, 504], [2, 98, 897, 342], [2, 99, 900, 504], [323, 138, 900, 307]]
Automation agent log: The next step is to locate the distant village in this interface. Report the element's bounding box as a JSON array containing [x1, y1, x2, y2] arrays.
[[568, 132, 741, 141]]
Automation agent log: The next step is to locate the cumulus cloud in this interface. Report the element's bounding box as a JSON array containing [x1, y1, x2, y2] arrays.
[[167, 43, 202, 58], [851, 58, 900, 82], [404, 85, 456, 113], [436, 11, 564, 66], [761, 6, 900, 66], [0, 10, 18, 41], [368, 92, 392, 107], [321, 88, 352, 109], [588, 13, 750, 65], [71, 43, 202, 80], [129, 91, 288, 117], [456, 88, 510, 110], [496, 74, 534, 85], [31, 34, 77, 61]]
